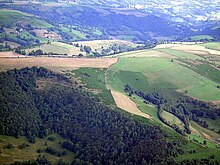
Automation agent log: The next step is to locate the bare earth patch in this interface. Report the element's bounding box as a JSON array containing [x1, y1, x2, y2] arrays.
[[111, 91, 151, 119], [0, 57, 118, 72]]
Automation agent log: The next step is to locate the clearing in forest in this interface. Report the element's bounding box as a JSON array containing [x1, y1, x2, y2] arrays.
[[111, 90, 151, 119]]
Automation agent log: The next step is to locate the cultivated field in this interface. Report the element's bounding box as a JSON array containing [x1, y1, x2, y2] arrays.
[[0, 51, 26, 58], [111, 90, 151, 119], [109, 49, 174, 58], [26, 42, 81, 56], [0, 57, 118, 72], [154, 43, 220, 56], [32, 29, 61, 40]]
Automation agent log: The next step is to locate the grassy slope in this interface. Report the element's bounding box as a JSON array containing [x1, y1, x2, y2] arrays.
[[179, 62, 220, 83], [0, 134, 74, 164], [156, 48, 203, 60], [0, 9, 52, 28], [108, 58, 219, 101], [189, 35, 214, 41], [26, 42, 81, 55], [161, 110, 185, 130], [176, 142, 220, 162], [70, 68, 115, 105], [200, 42, 220, 50]]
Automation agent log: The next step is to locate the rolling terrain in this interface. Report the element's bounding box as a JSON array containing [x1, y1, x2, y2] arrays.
[[0, 41, 220, 164], [0, 1, 220, 164]]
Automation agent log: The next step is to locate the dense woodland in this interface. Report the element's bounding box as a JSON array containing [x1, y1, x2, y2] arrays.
[[0, 67, 189, 164]]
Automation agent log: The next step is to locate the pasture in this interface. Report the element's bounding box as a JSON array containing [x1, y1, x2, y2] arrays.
[[161, 110, 185, 130], [109, 49, 173, 58], [72, 39, 140, 52], [0, 9, 52, 28], [26, 42, 82, 56], [0, 134, 74, 164], [154, 43, 220, 56], [108, 57, 220, 101]]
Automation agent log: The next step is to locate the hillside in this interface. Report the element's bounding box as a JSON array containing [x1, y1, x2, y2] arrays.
[[0, 1, 220, 164], [0, 67, 187, 164]]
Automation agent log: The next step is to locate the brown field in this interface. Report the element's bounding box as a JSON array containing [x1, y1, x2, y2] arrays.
[[155, 43, 220, 56], [0, 41, 21, 48], [32, 29, 61, 40], [72, 40, 139, 52], [0, 57, 118, 72], [111, 91, 151, 119], [0, 51, 26, 58], [110, 50, 174, 58]]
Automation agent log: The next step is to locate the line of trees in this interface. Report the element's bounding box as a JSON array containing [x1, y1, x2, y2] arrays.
[[124, 84, 220, 134]]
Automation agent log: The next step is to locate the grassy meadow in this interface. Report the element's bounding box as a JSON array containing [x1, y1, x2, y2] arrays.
[[0, 134, 74, 164], [108, 57, 220, 101]]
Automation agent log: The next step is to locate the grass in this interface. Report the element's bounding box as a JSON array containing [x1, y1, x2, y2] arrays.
[[200, 42, 220, 50], [176, 141, 220, 162], [116, 35, 135, 40], [0, 9, 52, 28], [72, 68, 115, 105], [0, 134, 74, 165], [73, 40, 140, 53], [181, 62, 220, 83], [92, 29, 103, 36], [156, 48, 203, 60], [108, 58, 220, 101], [107, 70, 149, 93], [201, 118, 220, 132], [27, 42, 80, 55], [60, 27, 86, 40], [131, 96, 160, 123], [189, 35, 214, 41], [190, 121, 219, 140], [161, 110, 185, 130]]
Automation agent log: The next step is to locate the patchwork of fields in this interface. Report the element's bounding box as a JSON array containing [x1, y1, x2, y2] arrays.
[[0, 41, 220, 163]]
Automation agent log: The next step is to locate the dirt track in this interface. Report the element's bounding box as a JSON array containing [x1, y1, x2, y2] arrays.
[[111, 91, 151, 119]]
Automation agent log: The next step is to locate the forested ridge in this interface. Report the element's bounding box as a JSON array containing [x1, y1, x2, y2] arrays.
[[0, 67, 188, 164]]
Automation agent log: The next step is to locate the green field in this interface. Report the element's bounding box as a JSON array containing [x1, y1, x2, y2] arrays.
[[180, 62, 220, 83], [60, 27, 86, 40], [156, 48, 203, 60], [108, 57, 220, 101], [70, 68, 115, 105], [0, 134, 74, 164], [131, 96, 161, 123], [189, 35, 214, 41], [199, 42, 220, 50], [0, 9, 52, 28], [176, 141, 220, 162], [26, 42, 80, 55], [161, 110, 185, 130], [201, 118, 220, 132]]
